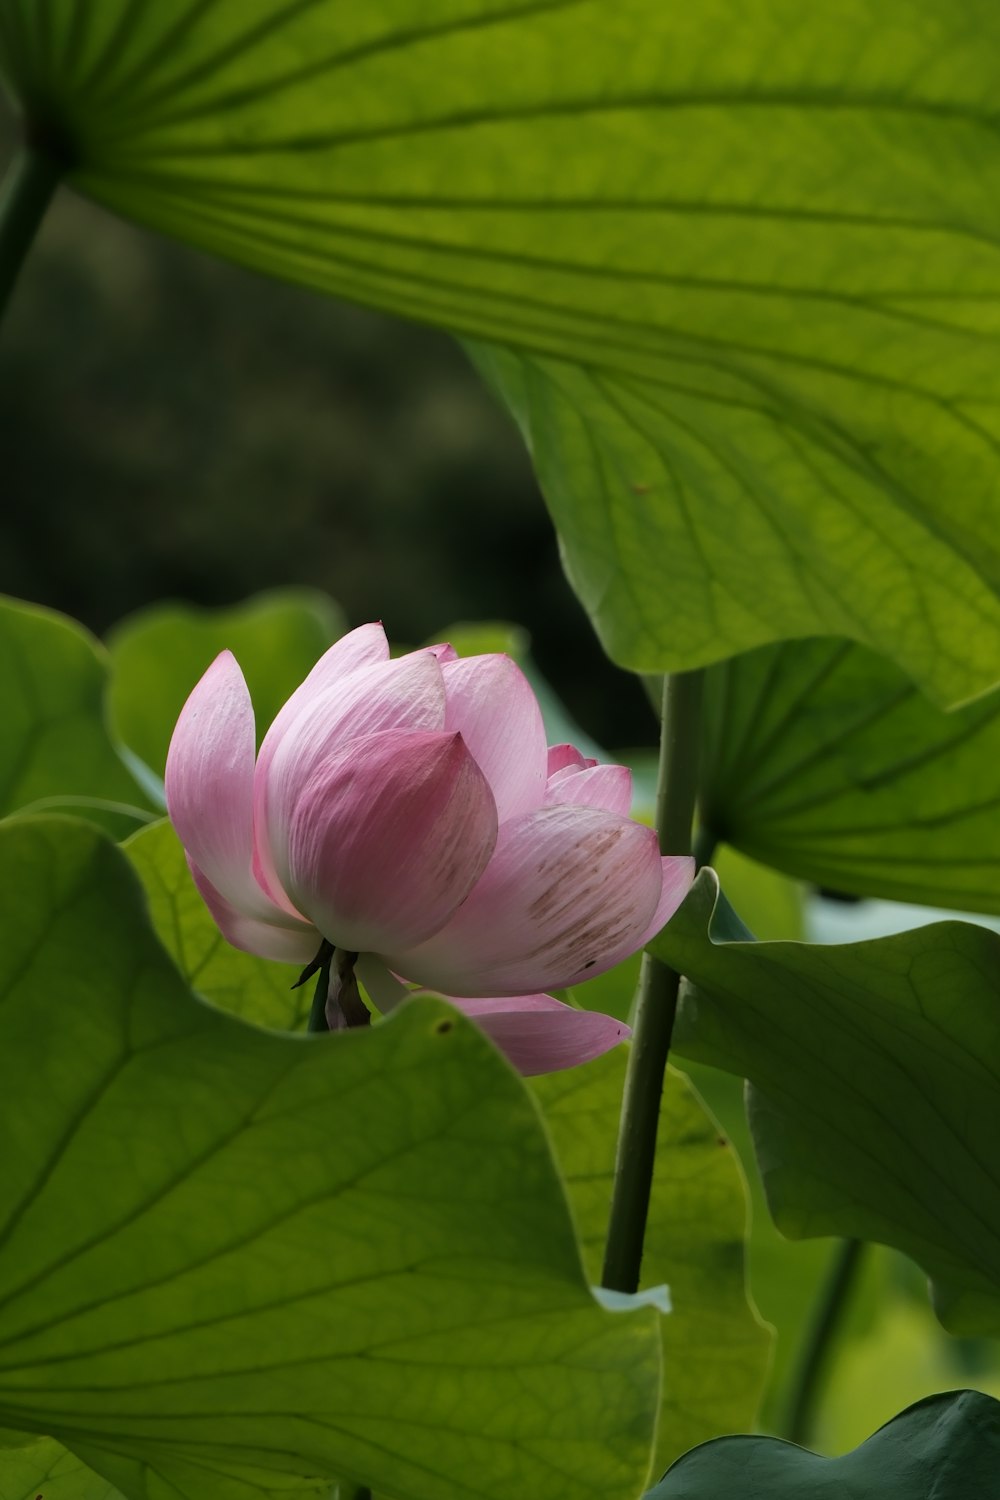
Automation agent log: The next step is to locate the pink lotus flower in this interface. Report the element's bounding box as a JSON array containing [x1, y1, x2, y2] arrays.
[[165, 624, 694, 1074]]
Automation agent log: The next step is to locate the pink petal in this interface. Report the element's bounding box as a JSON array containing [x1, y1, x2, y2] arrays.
[[441, 654, 547, 822], [423, 641, 459, 663], [255, 653, 446, 909], [188, 860, 319, 965], [250, 624, 390, 907], [545, 763, 633, 816], [386, 804, 669, 996], [547, 744, 597, 775], [260, 624, 390, 770], [634, 855, 697, 947], [165, 651, 279, 921], [281, 728, 498, 954], [445, 994, 631, 1075]]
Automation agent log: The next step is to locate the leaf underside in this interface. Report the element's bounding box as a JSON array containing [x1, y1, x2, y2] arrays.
[[1, 2, 999, 701], [655, 870, 1000, 1336], [699, 636, 1000, 913]]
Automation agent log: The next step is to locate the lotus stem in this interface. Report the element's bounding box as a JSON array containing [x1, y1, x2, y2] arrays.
[[0, 142, 62, 328], [601, 669, 703, 1292]]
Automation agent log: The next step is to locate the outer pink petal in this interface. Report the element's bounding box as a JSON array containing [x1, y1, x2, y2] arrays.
[[189, 860, 319, 965], [445, 995, 631, 1076], [281, 728, 498, 954], [165, 651, 279, 921], [547, 744, 597, 775], [545, 763, 633, 816], [386, 804, 667, 997], [256, 653, 446, 909], [634, 855, 696, 947], [441, 654, 547, 821]]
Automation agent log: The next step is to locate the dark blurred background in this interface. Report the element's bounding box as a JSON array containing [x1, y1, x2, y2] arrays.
[[0, 112, 654, 748]]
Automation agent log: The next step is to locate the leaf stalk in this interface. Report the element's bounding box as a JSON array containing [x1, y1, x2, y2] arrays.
[[783, 1237, 865, 1446], [601, 668, 703, 1292], [0, 143, 61, 328]]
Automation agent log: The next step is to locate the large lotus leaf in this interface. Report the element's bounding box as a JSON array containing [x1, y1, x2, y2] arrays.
[[0, 594, 151, 837], [4, 4, 1000, 702], [698, 636, 1000, 912], [124, 818, 309, 1031], [533, 1054, 769, 1472], [654, 870, 1000, 1336], [648, 1390, 1000, 1499], [107, 589, 342, 776], [0, 817, 660, 1500], [124, 817, 771, 1462]]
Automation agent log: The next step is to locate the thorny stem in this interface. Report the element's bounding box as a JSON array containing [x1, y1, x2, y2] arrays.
[[784, 1238, 866, 1447], [0, 142, 62, 328], [601, 669, 704, 1292]]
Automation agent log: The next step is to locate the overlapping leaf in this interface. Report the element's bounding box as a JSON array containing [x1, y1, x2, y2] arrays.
[[655, 870, 1000, 1335], [534, 1054, 769, 1472], [0, 817, 660, 1500], [698, 637, 1000, 912], [3, 3, 1000, 699], [0, 594, 151, 835], [648, 1390, 1000, 1498], [125, 818, 309, 1030], [0, 1434, 122, 1499]]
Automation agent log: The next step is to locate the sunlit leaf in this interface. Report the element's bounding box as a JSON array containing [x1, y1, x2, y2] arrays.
[[0, 594, 151, 836], [125, 818, 309, 1031], [677, 1059, 837, 1430], [0, 1433, 122, 1499], [3, 4, 1000, 699], [699, 637, 1000, 913], [534, 1053, 770, 1471], [0, 1432, 335, 1499], [648, 1390, 1000, 1498], [107, 588, 342, 775], [655, 870, 1000, 1335], [0, 817, 660, 1500]]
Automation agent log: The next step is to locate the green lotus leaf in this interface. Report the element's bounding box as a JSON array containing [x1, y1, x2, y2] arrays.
[[0, 816, 660, 1500], [534, 1053, 769, 1471], [0, 594, 151, 837], [3, 3, 1000, 700], [699, 636, 1000, 913], [124, 818, 309, 1031], [655, 869, 1000, 1335], [647, 1390, 1000, 1498]]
